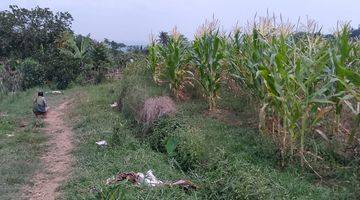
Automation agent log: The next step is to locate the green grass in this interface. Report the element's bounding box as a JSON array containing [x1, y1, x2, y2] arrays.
[[62, 83, 198, 199], [0, 88, 68, 200]]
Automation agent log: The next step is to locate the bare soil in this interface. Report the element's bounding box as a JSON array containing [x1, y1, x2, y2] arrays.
[[23, 100, 74, 200]]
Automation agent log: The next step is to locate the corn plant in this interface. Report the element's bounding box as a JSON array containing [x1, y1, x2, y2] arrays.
[[192, 26, 225, 110], [259, 33, 338, 169], [329, 25, 360, 143], [228, 29, 270, 131], [147, 39, 160, 83], [159, 30, 192, 98], [145, 19, 360, 172], [229, 21, 340, 170], [147, 29, 192, 99], [228, 29, 267, 100]]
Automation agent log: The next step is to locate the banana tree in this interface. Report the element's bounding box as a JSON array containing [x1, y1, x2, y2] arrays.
[[58, 32, 92, 69]]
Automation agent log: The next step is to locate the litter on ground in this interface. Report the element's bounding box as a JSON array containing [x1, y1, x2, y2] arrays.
[[110, 102, 118, 108], [96, 140, 108, 147], [46, 90, 63, 95], [106, 170, 197, 190]]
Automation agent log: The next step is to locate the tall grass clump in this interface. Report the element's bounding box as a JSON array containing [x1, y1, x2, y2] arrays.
[[150, 117, 206, 171]]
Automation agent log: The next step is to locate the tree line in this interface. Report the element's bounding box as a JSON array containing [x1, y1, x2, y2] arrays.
[[0, 5, 140, 94]]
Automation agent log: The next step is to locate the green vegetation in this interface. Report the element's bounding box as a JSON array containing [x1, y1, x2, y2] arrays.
[[0, 4, 359, 200], [0, 5, 139, 94], [148, 18, 360, 170], [192, 22, 225, 110], [61, 60, 359, 199], [61, 84, 196, 199]]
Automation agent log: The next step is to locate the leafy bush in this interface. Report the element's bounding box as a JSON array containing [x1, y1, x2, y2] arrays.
[[48, 54, 81, 89], [0, 62, 22, 94], [172, 125, 206, 170], [150, 117, 206, 171], [148, 117, 181, 152], [19, 58, 45, 89]]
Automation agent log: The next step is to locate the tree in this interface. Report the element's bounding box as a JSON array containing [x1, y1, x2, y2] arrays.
[[158, 31, 170, 46], [90, 42, 112, 83], [58, 32, 92, 69], [350, 25, 360, 38], [104, 38, 126, 52], [91, 42, 111, 69], [0, 5, 73, 58]]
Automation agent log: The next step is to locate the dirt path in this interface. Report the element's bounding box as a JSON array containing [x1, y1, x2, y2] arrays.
[[23, 100, 74, 200]]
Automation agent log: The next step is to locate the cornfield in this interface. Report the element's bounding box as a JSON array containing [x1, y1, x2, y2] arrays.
[[147, 17, 360, 170]]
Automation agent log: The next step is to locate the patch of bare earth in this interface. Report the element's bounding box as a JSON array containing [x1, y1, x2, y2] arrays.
[[23, 100, 74, 200]]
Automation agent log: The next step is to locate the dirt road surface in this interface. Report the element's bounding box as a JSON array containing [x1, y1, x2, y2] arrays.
[[23, 100, 74, 200]]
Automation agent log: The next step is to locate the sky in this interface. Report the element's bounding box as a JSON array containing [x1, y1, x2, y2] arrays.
[[0, 0, 359, 45]]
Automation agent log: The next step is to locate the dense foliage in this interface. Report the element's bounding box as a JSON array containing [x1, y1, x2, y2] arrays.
[[0, 5, 73, 58], [0, 5, 136, 94]]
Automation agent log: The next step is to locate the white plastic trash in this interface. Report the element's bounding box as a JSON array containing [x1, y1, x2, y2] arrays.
[[110, 102, 118, 108], [144, 170, 163, 186], [51, 90, 62, 94], [96, 140, 108, 147]]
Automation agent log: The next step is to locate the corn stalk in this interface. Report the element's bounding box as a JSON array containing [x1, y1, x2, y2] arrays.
[[192, 27, 225, 110], [329, 25, 360, 143], [147, 28, 192, 99]]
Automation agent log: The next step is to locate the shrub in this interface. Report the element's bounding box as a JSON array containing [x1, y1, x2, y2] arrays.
[[48, 54, 81, 89], [172, 125, 206, 170], [0, 62, 22, 94], [19, 58, 45, 89], [148, 117, 181, 153], [150, 117, 206, 171]]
